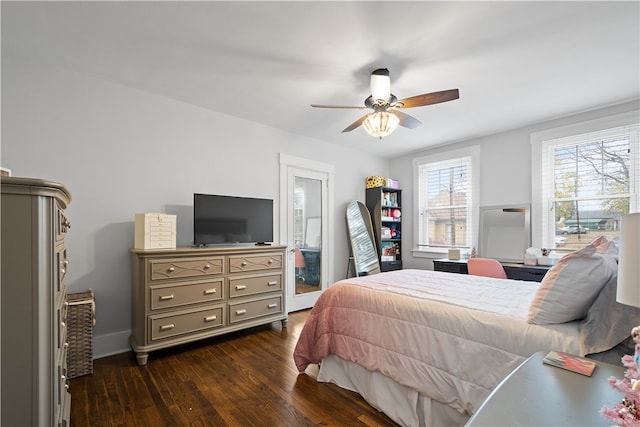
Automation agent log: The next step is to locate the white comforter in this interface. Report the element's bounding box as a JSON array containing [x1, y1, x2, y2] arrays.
[[294, 269, 582, 417]]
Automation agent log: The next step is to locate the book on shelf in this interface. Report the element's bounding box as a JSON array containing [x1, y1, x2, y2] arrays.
[[380, 242, 399, 262], [382, 192, 398, 207], [542, 351, 597, 376]]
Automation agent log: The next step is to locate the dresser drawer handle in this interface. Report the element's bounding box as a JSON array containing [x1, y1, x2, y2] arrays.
[[160, 323, 175, 331], [204, 288, 217, 295], [267, 281, 278, 286], [241, 261, 247, 267], [167, 267, 175, 273], [267, 303, 277, 309], [204, 315, 217, 322], [235, 309, 247, 315], [159, 294, 175, 301], [235, 285, 247, 290], [268, 259, 273, 264], [204, 264, 211, 269], [64, 342, 69, 348]]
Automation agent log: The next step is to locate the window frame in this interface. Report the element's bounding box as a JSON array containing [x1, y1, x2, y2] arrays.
[[412, 145, 480, 256], [531, 110, 639, 249]]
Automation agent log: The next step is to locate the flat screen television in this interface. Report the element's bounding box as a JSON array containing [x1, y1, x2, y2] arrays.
[[193, 193, 274, 246]]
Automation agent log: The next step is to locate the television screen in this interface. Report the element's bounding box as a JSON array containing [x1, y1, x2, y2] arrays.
[[194, 193, 274, 246]]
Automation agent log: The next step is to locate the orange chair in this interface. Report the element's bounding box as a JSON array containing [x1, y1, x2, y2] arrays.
[[467, 257, 507, 279]]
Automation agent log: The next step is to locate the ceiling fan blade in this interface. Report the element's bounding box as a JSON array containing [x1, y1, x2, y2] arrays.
[[396, 89, 459, 109], [311, 104, 369, 110], [390, 110, 422, 129], [341, 114, 370, 133]]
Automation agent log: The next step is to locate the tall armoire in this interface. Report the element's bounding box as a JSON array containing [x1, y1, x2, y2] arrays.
[[1, 177, 72, 426]]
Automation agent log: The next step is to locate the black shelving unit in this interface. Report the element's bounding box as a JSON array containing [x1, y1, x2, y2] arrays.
[[366, 186, 402, 272]]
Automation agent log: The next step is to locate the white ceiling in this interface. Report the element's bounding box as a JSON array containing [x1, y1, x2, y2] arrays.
[[2, 1, 639, 158]]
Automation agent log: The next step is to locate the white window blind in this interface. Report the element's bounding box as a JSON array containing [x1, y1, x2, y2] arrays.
[[416, 155, 474, 249], [540, 123, 639, 251]]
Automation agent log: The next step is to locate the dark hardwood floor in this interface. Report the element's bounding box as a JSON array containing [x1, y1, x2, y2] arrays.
[[70, 309, 398, 426]]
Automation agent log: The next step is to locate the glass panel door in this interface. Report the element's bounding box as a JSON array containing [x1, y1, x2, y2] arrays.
[[280, 154, 333, 313]]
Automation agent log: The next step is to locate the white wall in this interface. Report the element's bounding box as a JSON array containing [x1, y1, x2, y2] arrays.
[[1, 54, 389, 358], [390, 100, 640, 270], [4, 52, 638, 358]]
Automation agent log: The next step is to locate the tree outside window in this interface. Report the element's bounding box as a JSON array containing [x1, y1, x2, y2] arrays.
[[547, 124, 638, 252]]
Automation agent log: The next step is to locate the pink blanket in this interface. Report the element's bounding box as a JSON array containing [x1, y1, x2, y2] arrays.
[[293, 269, 583, 415]]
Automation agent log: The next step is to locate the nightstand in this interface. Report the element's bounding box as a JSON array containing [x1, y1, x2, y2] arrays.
[[465, 351, 625, 426]]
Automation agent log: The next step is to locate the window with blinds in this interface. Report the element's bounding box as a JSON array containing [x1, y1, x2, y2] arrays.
[[416, 155, 474, 249], [540, 123, 639, 252]]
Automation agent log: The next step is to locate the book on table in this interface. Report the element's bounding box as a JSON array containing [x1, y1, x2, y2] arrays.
[[542, 351, 597, 376]]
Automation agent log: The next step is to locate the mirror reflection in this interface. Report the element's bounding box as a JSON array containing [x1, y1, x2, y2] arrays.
[[294, 177, 322, 295], [478, 205, 531, 263]]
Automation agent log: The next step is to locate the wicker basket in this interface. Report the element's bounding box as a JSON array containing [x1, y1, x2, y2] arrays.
[[66, 290, 95, 378]]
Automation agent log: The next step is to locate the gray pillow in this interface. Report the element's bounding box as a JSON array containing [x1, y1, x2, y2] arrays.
[[579, 275, 640, 355], [527, 244, 618, 324]]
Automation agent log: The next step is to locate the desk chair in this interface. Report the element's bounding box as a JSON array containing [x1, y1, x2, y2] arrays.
[[294, 247, 306, 283], [467, 257, 507, 279]]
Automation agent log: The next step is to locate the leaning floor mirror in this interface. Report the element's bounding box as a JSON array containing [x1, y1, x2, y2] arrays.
[[345, 200, 381, 276]]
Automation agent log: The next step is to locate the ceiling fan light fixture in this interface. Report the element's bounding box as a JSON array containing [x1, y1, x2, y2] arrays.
[[370, 68, 391, 102], [362, 111, 399, 139]]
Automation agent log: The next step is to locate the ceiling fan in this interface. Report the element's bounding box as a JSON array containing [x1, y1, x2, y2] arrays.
[[311, 68, 459, 138]]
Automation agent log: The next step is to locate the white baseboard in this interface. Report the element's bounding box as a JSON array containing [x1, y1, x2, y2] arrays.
[[93, 329, 131, 359]]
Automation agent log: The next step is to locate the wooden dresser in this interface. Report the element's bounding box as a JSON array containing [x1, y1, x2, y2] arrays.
[[1, 177, 72, 426], [130, 245, 288, 365]]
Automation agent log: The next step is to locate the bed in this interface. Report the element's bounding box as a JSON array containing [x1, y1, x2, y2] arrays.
[[293, 244, 640, 426]]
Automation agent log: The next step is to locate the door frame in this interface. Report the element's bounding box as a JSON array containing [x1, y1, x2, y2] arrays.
[[279, 153, 334, 312]]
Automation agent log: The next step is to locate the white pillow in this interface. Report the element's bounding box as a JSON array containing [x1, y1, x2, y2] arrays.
[[527, 244, 618, 324]]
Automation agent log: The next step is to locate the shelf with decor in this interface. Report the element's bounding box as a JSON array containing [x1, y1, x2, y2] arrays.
[[366, 186, 402, 272]]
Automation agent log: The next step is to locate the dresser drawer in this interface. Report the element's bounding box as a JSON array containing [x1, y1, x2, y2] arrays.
[[57, 345, 68, 407], [503, 266, 548, 282], [229, 295, 283, 324], [228, 274, 282, 298], [149, 306, 224, 341], [433, 259, 468, 274], [149, 257, 224, 281], [57, 248, 69, 293], [228, 253, 283, 273], [56, 207, 71, 242], [57, 299, 68, 350], [147, 238, 177, 249], [150, 279, 223, 310]]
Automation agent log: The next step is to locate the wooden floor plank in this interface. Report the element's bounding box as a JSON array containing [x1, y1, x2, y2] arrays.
[[70, 309, 398, 426]]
